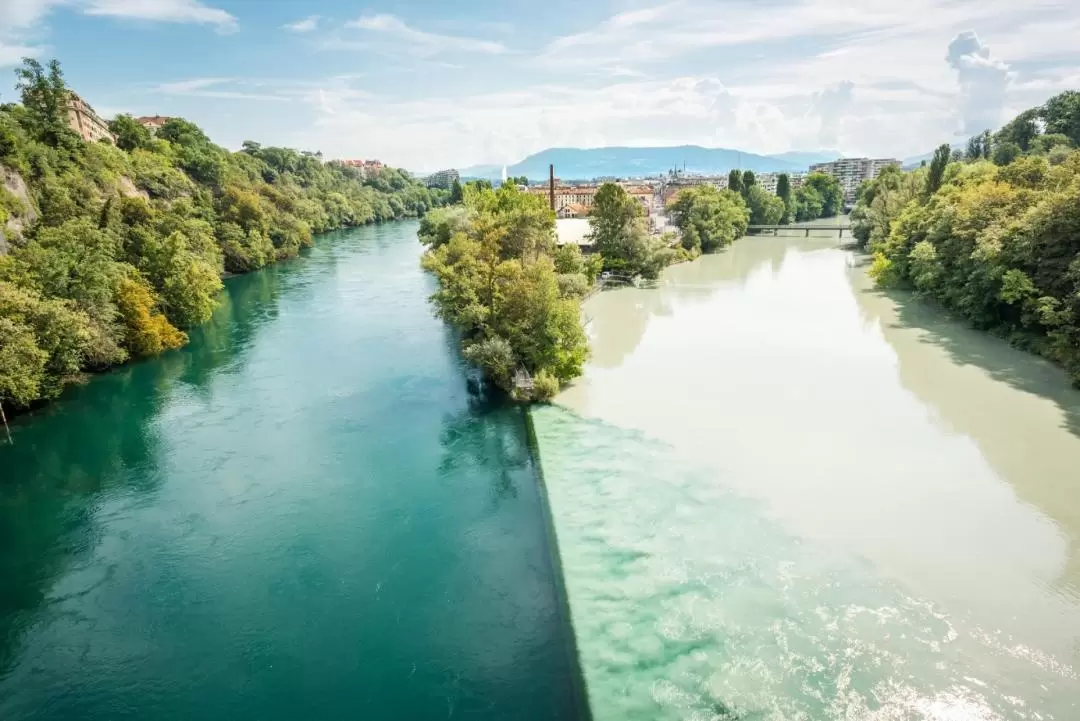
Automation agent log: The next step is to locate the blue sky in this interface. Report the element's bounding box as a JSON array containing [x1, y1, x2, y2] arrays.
[[1, 0, 1078, 171]]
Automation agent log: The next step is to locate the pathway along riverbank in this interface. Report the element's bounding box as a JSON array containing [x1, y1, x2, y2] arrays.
[[0, 222, 587, 721], [533, 227, 1080, 720]]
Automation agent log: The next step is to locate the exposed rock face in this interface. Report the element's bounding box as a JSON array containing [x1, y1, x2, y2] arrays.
[[1, 165, 36, 254], [118, 175, 149, 200]]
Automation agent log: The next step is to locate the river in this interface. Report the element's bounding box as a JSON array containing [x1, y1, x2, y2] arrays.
[[534, 226, 1080, 720], [0, 222, 585, 721], [4, 222, 1080, 721]]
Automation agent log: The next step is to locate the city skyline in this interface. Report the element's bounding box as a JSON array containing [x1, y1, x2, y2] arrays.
[[1, 0, 1078, 170]]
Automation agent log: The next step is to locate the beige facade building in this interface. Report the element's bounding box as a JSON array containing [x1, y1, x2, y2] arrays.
[[531, 183, 656, 214], [66, 92, 114, 144], [136, 115, 172, 135]]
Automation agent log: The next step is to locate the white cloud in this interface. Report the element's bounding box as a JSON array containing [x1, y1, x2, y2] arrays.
[[0, 0, 68, 65], [299, 73, 950, 171], [0, 41, 39, 67], [344, 14, 506, 56], [284, 15, 318, 33], [811, 81, 854, 148], [946, 31, 1010, 134], [84, 0, 237, 32], [153, 77, 291, 101], [0, 0, 67, 28]]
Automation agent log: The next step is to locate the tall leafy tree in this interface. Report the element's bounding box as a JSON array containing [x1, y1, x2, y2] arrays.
[[589, 183, 642, 256], [741, 170, 756, 196], [109, 114, 152, 152], [776, 173, 792, 223], [995, 109, 1040, 152], [1041, 90, 1080, 147], [926, 143, 951, 195], [727, 169, 743, 195], [667, 185, 749, 253], [800, 172, 843, 218], [993, 141, 1021, 166], [14, 57, 73, 147], [746, 185, 784, 225], [965, 134, 983, 160]]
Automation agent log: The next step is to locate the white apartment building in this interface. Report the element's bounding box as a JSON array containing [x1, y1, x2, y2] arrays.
[[809, 158, 900, 202]]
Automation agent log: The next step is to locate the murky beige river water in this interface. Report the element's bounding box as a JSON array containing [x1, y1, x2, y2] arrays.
[[533, 228, 1080, 720]]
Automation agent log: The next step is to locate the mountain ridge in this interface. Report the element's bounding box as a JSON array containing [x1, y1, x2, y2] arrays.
[[457, 145, 843, 181]]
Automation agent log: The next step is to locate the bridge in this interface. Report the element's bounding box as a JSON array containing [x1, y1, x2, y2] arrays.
[[746, 224, 851, 238]]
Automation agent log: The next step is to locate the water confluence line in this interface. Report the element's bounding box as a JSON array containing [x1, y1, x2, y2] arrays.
[[524, 406, 595, 721]]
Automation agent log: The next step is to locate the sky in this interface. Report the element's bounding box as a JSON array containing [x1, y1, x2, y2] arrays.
[[1, 0, 1078, 171]]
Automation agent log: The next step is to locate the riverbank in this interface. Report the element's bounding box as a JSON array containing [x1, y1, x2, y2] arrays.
[[533, 228, 1080, 719]]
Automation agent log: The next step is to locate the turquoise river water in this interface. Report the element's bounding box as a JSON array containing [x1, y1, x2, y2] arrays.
[[0, 222, 586, 721]]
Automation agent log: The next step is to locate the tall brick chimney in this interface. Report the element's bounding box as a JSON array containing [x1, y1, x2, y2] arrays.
[[549, 164, 555, 211]]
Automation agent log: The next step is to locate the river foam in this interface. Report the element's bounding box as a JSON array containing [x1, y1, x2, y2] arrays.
[[533, 406, 1079, 720]]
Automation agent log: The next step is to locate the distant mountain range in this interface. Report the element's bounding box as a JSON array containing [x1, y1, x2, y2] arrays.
[[901, 143, 966, 169], [457, 146, 843, 181]]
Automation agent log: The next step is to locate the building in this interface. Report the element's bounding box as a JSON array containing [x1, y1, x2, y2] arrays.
[[809, 158, 900, 203], [557, 203, 589, 219], [754, 172, 806, 195], [66, 91, 114, 144], [136, 115, 172, 135], [427, 168, 460, 189], [530, 182, 657, 214], [341, 159, 385, 177]]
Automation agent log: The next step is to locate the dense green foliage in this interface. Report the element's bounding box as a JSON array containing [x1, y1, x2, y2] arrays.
[[776, 173, 793, 223], [587, 183, 678, 279], [854, 90, 1080, 383], [0, 59, 444, 412], [793, 172, 844, 221], [419, 184, 588, 401], [746, 184, 785, 225], [667, 185, 750, 253], [727, 169, 743, 195]]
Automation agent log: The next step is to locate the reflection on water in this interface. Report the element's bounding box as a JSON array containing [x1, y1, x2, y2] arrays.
[[537, 231, 1080, 719]]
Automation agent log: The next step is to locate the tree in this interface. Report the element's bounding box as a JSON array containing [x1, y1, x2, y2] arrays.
[[800, 172, 843, 217], [667, 185, 749, 253], [109, 114, 152, 151], [993, 141, 1021, 166], [14, 57, 73, 147], [741, 170, 756, 197], [794, 186, 824, 221], [995, 109, 1040, 152], [745, 184, 784, 225], [1041, 90, 1080, 147], [926, 143, 951, 195], [0, 316, 47, 408], [589, 183, 641, 257], [1030, 133, 1074, 155], [420, 184, 590, 399], [449, 178, 464, 204], [727, 169, 743, 195], [965, 134, 983, 161], [776, 174, 793, 223]]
